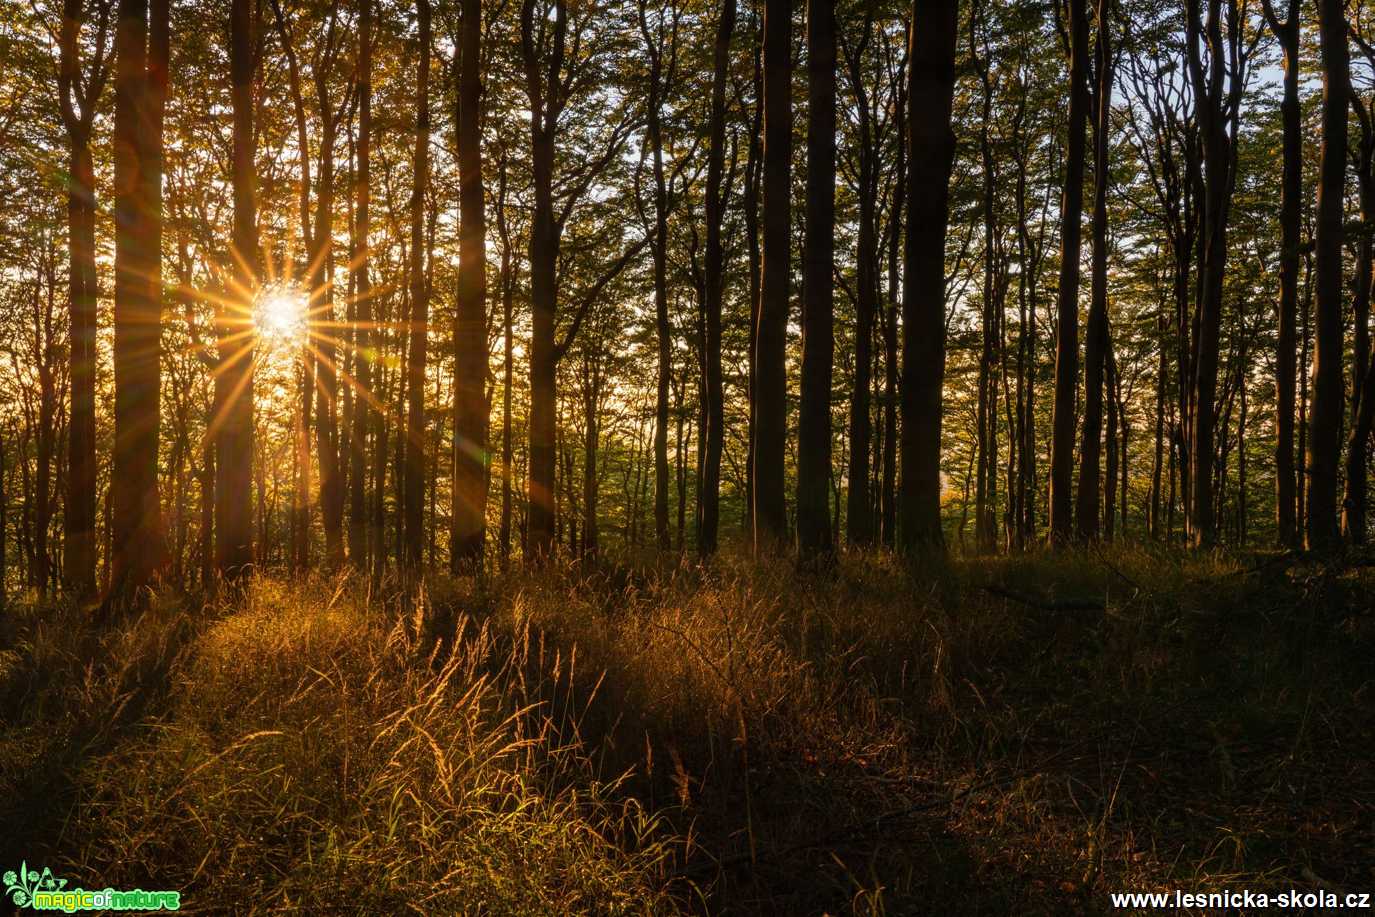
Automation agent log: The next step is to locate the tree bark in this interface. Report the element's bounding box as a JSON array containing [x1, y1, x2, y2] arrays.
[[844, 17, 877, 548], [797, 0, 835, 563], [452, 0, 488, 570], [1076, 0, 1111, 543], [219, 0, 256, 581], [57, 0, 108, 599], [1307, 0, 1348, 551], [1048, 0, 1088, 546], [1263, 0, 1300, 548], [640, 0, 674, 553], [898, 0, 956, 551], [404, 0, 431, 569], [106, 0, 168, 611], [349, 0, 373, 569], [699, 0, 734, 556], [753, 0, 791, 551]]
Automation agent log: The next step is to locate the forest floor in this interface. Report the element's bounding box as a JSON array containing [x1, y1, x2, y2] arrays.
[[1, 545, 1372, 915]]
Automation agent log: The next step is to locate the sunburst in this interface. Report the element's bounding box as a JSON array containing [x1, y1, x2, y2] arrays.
[[255, 284, 308, 346]]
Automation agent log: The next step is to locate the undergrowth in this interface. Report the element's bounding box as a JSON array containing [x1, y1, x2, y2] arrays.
[[1, 543, 1371, 914]]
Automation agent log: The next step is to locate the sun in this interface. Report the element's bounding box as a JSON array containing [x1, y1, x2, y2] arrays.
[[255, 285, 307, 345]]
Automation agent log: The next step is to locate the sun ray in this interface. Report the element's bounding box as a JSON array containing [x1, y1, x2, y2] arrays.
[[255, 284, 309, 346]]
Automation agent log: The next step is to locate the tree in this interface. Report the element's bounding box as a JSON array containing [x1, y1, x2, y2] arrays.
[[898, 0, 956, 552], [752, 0, 790, 551], [404, 0, 432, 569], [1048, 0, 1088, 546], [638, 0, 680, 553], [797, 0, 835, 563], [1307, 0, 1349, 550], [1184, 0, 1251, 547], [56, 0, 111, 600], [451, 0, 487, 570], [349, 0, 373, 569], [698, 0, 734, 556], [105, 0, 169, 610], [520, 0, 646, 557], [1075, 0, 1112, 543], [218, 0, 255, 581], [1262, 0, 1300, 548]]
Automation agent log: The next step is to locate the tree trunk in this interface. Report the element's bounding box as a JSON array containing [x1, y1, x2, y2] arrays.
[[881, 61, 904, 547], [349, 0, 373, 569], [403, 0, 431, 568], [972, 1, 996, 554], [699, 0, 734, 556], [753, 0, 791, 551], [1307, 0, 1348, 551], [1185, 0, 1241, 548], [898, 0, 956, 551], [798, 0, 835, 563], [1346, 356, 1375, 542], [1103, 336, 1118, 539], [1076, 0, 1111, 543], [107, 0, 168, 611], [314, 95, 343, 570], [1048, 0, 1088, 546], [58, 0, 105, 598], [743, 28, 762, 538], [844, 19, 876, 549], [452, 0, 488, 570], [521, 0, 564, 559], [219, 0, 256, 582], [1264, 0, 1300, 548]]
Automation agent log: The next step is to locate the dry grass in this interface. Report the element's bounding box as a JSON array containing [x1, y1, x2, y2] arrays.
[[1, 544, 1372, 914]]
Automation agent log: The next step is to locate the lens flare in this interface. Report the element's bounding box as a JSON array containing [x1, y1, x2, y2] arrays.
[[255, 285, 307, 345]]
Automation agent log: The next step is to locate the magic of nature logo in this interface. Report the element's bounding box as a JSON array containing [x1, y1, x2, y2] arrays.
[[4, 861, 180, 912]]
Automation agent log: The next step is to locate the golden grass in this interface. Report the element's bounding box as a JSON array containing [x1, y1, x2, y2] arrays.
[[1, 544, 1371, 914]]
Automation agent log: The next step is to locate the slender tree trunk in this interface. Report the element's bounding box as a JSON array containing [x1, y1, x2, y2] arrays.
[[972, 3, 996, 553], [452, 0, 487, 570], [219, 0, 256, 582], [496, 157, 515, 568], [753, 0, 791, 551], [581, 359, 600, 556], [1343, 89, 1375, 542], [349, 0, 373, 569], [1346, 356, 1375, 542], [1264, 0, 1300, 548], [1185, 0, 1241, 548], [844, 47, 875, 548], [644, 12, 673, 554], [1049, 0, 1088, 546], [743, 28, 762, 537], [881, 64, 904, 547], [403, 0, 431, 568], [798, 0, 835, 563], [699, 0, 733, 556], [107, 0, 168, 610], [520, 0, 567, 559], [1307, 0, 1348, 551], [898, 0, 956, 551], [58, 0, 104, 599], [314, 110, 343, 569], [1076, 0, 1111, 543], [1150, 307, 1167, 537], [1103, 336, 1118, 539]]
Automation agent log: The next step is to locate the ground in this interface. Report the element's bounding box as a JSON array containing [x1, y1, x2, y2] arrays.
[[1, 546, 1372, 914]]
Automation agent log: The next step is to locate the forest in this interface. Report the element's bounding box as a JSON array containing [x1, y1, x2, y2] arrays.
[[1, 0, 1373, 910]]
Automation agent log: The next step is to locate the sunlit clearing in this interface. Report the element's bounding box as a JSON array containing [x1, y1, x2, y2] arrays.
[[255, 285, 307, 346]]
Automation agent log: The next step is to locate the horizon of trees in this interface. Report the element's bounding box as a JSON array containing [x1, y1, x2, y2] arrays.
[[2, 0, 1375, 605]]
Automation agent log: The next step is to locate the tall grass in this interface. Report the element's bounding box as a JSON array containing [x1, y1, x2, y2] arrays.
[[1, 544, 1370, 914], [1, 577, 677, 914]]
